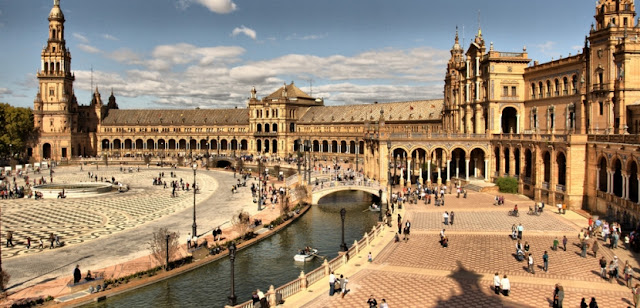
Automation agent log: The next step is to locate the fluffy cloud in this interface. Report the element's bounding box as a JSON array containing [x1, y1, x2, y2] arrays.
[[231, 26, 256, 40], [177, 0, 237, 14], [78, 44, 101, 54], [0, 88, 12, 95], [73, 33, 89, 43], [102, 34, 118, 41], [285, 33, 328, 41], [86, 43, 446, 108]]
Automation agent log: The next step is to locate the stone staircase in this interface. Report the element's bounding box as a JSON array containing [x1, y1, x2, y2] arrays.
[[464, 180, 497, 193]]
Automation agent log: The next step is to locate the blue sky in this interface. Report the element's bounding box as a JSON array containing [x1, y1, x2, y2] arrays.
[[0, 0, 599, 109]]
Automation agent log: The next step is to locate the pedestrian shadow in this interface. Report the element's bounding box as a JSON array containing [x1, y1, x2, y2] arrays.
[[433, 261, 518, 307]]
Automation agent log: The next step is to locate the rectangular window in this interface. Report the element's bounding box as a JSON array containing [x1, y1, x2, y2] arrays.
[[503, 86, 509, 96], [599, 102, 604, 115], [511, 86, 517, 97], [49, 88, 54, 96]]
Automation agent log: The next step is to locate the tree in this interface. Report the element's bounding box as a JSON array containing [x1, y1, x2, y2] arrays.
[[0, 103, 36, 159], [148, 227, 180, 269], [0, 269, 10, 291], [496, 177, 518, 194], [231, 210, 251, 239]]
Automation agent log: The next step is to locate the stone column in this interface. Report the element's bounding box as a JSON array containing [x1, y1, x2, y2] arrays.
[[407, 159, 412, 186], [484, 159, 489, 181], [624, 174, 630, 200], [465, 159, 470, 181], [437, 166, 442, 185], [446, 159, 451, 182], [455, 157, 460, 179], [596, 168, 600, 191], [607, 170, 613, 194], [474, 158, 478, 178], [427, 160, 432, 184], [637, 176, 640, 204]]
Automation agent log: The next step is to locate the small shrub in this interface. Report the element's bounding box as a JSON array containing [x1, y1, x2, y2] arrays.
[[496, 177, 518, 194]]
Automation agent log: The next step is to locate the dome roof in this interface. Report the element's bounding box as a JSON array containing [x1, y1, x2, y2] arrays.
[[49, 0, 64, 20]]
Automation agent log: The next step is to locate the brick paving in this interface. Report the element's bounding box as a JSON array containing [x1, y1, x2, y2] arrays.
[[1, 167, 220, 258], [301, 269, 633, 308], [293, 186, 638, 308]]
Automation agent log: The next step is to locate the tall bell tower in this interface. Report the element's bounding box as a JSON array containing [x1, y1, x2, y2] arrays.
[[33, 0, 77, 160]]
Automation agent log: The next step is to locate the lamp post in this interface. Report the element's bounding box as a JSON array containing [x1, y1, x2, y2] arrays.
[[205, 142, 209, 170], [228, 242, 238, 306], [387, 140, 392, 210], [355, 141, 359, 174], [192, 163, 198, 237], [340, 208, 348, 251], [258, 161, 263, 211], [165, 234, 170, 271], [217, 136, 220, 157], [306, 140, 312, 185], [296, 139, 301, 175], [189, 137, 193, 159], [232, 137, 237, 158]]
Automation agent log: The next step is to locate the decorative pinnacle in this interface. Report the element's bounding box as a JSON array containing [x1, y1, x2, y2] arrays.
[[54, 0, 60, 6]]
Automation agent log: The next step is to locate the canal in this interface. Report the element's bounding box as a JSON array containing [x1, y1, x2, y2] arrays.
[[87, 190, 379, 308]]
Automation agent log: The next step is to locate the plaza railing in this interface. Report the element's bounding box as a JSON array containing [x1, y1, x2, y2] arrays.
[[232, 222, 385, 308]]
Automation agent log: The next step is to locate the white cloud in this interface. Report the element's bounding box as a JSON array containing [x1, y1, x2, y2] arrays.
[[176, 0, 237, 14], [536, 41, 556, 53], [0, 88, 12, 95], [83, 43, 446, 109], [78, 44, 101, 54], [73, 33, 89, 43], [286, 33, 328, 41], [102, 34, 118, 41], [231, 26, 256, 40]]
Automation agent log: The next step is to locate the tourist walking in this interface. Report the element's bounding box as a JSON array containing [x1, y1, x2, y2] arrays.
[[494, 272, 501, 295], [588, 297, 598, 308], [329, 271, 336, 296], [450, 211, 455, 225], [5, 231, 14, 248], [553, 284, 564, 308], [380, 299, 389, 308], [500, 275, 510, 296], [367, 295, 378, 307], [626, 261, 634, 288], [632, 284, 640, 308], [186, 233, 192, 249], [599, 256, 607, 278], [73, 265, 82, 284], [543, 251, 549, 272], [517, 223, 523, 239], [581, 240, 588, 258], [592, 240, 599, 257], [553, 237, 559, 251], [580, 298, 588, 308], [528, 253, 535, 274], [443, 211, 449, 225], [341, 276, 349, 298], [562, 235, 568, 251], [49, 233, 55, 249]]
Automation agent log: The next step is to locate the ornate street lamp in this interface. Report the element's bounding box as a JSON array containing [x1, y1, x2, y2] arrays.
[[296, 139, 302, 175], [192, 162, 198, 237], [217, 136, 220, 157], [258, 161, 263, 211], [387, 140, 392, 209], [228, 242, 238, 306], [378, 189, 383, 222], [205, 142, 209, 170], [340, 208, 348, 252], [355, 140, 359, 174], [189, 137, 193, 159]]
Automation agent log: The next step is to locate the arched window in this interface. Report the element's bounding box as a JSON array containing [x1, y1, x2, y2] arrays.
[[538, 82, 543, 97], [531, 83, 536, 99], [572, 75, 578, 94], [56, 62, 60, 73], [546, 80, 551, 97], [256, 123, 262, 132], [44, 62, 49, 73], [554, 79, 560, 96], [562, 77, 569, 95], [272, 123, 277, 132], [289, 123, 295, 132], [265, 124, 270, 133], [52, 29, 56, 39]]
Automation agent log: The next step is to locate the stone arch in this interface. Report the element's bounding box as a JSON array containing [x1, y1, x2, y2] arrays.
[[349, 141, 356, 154], [124, 139, 133, 150], [556, 151, 567, 186], [43, 143, 52, 159], [494, 146, 501, 176], [113, 139, 122, 149], [613, 158, 623, 197], [524, 148, 533, 178], [313, 140, 320, 152], [231, 139, 238, 151], [200, 139, 208, 151], [146, 139, 154, 150], [340, 140, 347, 153], [598, 157, 608, 192], [178, 139, 186, 150], [101, 139, 110, 150], [629, 160, 639, 203], [169, 139, 177, 150], [158, 139, 166, 150], [135, 139, 144, 150], [221, 139, 228, 151], [211, 139, 218, 150], [240, 139, 248, 151], [450, 148, 467, 180], [322, 140, 329, 153], [272, 123, 278, 132], [331, 140, 338, 153], [189, 139, 197, 151], [257, 139, 262, 152], [501, 106, 518, 134], [359, 141, 365, 155], [263, 139, 269, 153], [503, 147, 511, 175], [470, 148, 487, 179], [543, 151, 551, 183], [265, 124, 270, 133], [272, 139, 278, 153], [257, 123, 262, 132]]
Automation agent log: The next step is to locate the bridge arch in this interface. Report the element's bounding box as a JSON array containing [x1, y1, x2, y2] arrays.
[[312, 185, 385, 205]]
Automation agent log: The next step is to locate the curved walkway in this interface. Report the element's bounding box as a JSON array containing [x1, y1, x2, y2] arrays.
[[3, 166, 258, 292]]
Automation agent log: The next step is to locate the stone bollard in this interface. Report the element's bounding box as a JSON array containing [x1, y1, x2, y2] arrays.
[[354, 240, 359, 254], [323, 259, 330, 276], [342, 252, 348, 264], [300, 271, 307, 289], [268, 285, 277, 307], [364, 232, 369, 247]]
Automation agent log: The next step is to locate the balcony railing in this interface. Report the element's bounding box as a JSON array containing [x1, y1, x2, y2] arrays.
[[556, 184, 566, 192], [542, 182, 549, 189]]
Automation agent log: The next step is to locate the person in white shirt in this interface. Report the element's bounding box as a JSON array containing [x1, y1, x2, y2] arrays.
[[493, 272, 501, 295], [186, 233, 191, 249], [501, 275, 511, 296], [380, 298, 389, 308], [329, 272, 336, 296], [443, 212, 449, 225], [528, 253, 535, 274]]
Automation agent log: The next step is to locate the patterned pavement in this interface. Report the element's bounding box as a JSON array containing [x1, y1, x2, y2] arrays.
[[297, 189, 637, 308], [1, 166, 218, 259]]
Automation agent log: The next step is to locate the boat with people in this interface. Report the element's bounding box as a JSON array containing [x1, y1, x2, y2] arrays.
[[294, 247, 318, 262], [369, 203, 381, 212]]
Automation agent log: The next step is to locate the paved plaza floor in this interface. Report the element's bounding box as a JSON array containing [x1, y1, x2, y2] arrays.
[[294, 191, 638, 308], [2, 165, 260, 292]]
